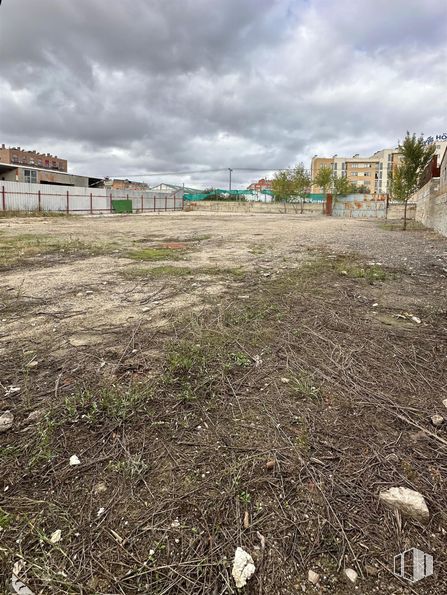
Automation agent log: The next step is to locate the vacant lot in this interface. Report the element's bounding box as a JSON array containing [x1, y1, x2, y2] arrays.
[[1, 212, 447, 594]]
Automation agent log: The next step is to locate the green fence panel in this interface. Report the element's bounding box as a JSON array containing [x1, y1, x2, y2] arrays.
[[111, 199, 133, 213]]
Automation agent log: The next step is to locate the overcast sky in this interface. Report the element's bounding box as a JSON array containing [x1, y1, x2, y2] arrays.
[[0, 0, 446, 189]]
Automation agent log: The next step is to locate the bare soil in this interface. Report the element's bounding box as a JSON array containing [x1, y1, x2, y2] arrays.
[[1, 212, 447, 594]]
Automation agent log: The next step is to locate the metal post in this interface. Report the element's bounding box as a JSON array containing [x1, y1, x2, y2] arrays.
[[66, 190, 69, 214], [141, 194, 144, 213], [90, 192, 93, 215], [2, 186, 5, 211], [38, 190, 41, 212], [165, 194, 167, 211], [228, 168, 233, 192], [110, 192, 113, 214]]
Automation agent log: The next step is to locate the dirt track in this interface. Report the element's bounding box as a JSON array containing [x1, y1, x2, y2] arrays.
[[1, 212, 447, 594]]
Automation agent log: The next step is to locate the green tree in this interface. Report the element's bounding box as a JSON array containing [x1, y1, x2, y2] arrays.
[[333, 176, 357, 197], [392, 132, 436, 229], [313, 165, 333, 195], [271, 163, 311, 213], [314, 166, 357, 201]]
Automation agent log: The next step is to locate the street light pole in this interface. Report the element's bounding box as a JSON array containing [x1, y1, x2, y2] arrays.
[[228, 168, 233, 192]]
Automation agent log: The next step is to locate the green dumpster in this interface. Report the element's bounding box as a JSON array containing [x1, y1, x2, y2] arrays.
[[111, 199, 133, 213]]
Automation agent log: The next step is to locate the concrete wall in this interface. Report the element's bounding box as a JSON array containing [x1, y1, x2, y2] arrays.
[[387, 203, 416, 220], [332, 194, 387, 218], [0, 181, 183, 214], [414, 188, 447, 236], [185, 200, 324, 214]]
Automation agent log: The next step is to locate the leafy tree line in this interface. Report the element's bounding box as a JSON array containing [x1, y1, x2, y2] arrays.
[[390, 132, 435, 230], [271, 162, 359, 211], [271, 131, 435, 230]]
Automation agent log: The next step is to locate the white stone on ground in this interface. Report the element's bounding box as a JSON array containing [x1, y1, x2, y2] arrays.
[[0, 411, 14, 433], [344, 568, 358, 583], [379, 486, 429, 523], [232, 547, 256, 589]]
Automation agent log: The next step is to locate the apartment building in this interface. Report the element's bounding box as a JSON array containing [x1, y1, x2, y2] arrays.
[[311, 140, 447, 194], [311, 150, 400, 194], [247, 178, 272, 192], [0, 144, 67, 172]]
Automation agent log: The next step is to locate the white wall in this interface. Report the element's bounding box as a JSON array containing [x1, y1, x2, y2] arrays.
[[0, 181, 183, 214]]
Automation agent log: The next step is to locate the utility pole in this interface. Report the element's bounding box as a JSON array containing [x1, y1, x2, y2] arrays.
[[228, 168, 233, 192]]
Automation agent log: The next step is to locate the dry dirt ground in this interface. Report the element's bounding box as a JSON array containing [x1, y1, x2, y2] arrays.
[[1, 212, 447, 594]]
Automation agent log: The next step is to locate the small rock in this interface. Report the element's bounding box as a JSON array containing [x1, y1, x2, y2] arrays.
[[93, 481, 107, 495], [308, 570, 319, 584], [50, 529, 62, 544], [142, 307, 150, 312], [280, 377, 290, 384], [171, 518, 180, 528], [266, 460, 276, 470], [431, 414, 444, 427], [340, 270, 348, 275], [69, 455, 81, 466], [0, 411, 14, 433], [443, 399, 447, 409], [97, 507, 105, 517], [344, 568, 358, 583], [232, 547, 256, 589], [76, 292, 83, 297], [372, 303, 378, 307], [379, 486, 429, 523], [26, 361, 38, 369], [85, 290, 94, 295]]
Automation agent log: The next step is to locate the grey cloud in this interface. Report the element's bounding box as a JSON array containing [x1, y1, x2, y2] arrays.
[[0, 0, 445, 188]]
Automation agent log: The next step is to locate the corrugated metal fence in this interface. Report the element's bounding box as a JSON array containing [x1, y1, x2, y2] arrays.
[[0, 181, 183, 214]]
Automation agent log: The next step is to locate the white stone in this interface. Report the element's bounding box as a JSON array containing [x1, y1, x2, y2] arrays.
[[344, 568, 358, 583], [308, 570, 319, 584], [443, 399, 447, 409], [50, 529, 62, 544], [280, 377, 290, 384], [379, 486, 429, 523], [431, 414, 444, 427], [232, 547, 256, 589], [69, 455, 81, 466], [0, 411, 14, 433]]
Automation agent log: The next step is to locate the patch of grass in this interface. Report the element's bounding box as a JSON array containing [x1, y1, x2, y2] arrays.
[[127, 246, 185, 262], [121, 265, 245, 280], [295, 425, 310, 455], [335, 258, 388, 282], [63, 385, 152, 423], [108, 455, 149, 478], [290, 373, 321, 400], [29, 414, 56, 466], [379, 220, 425, 232], [122, 265, 194, 279], [0, 507, 11, 530], [228, 351, 252, 367], [0, 233, 110, 267]]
